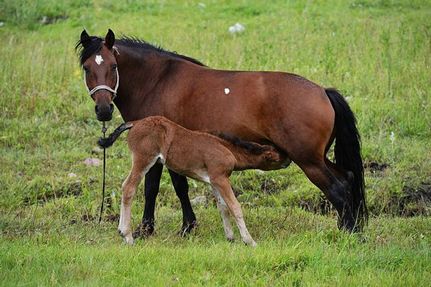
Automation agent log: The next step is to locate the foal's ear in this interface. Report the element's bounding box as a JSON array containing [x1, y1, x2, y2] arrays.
[[263, 150, 280, 162], [104, 29, 115, 50], [80, 29, 91, 47]]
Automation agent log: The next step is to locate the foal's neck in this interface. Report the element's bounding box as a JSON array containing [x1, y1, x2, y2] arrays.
[[219, 141, 274, 171]]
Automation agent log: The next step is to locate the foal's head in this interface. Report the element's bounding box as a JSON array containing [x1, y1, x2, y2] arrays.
[[77, 29, 118, 121]]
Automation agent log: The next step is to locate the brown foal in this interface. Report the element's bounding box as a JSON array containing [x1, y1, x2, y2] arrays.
[[99, 116, 287, 246]]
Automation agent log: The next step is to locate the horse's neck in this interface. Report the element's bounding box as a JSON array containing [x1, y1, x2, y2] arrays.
[[113, 50, 171, 121]]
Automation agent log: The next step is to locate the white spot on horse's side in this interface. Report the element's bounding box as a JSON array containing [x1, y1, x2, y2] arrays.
[[224, 88, 230, 95], [95, 55, 104, 65]]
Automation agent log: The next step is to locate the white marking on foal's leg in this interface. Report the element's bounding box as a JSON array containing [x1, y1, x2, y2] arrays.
[[212, 187, 234, 241], [196, 170, 211, 184], [95, 55, 104, 65], [118, 178, 135, 245], [235, 217, 257, 247]]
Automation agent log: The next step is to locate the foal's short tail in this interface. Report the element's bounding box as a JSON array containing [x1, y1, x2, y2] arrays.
[[98, 122, 133, 148], [325, 88, 368, 230]]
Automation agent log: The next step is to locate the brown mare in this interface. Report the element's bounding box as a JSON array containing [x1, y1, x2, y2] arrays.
[[76, 29, 367, 235], [98, 116, 287, 245]]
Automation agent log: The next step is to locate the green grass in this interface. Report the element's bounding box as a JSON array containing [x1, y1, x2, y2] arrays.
[[2, 206, 430, 286], [0, 0, 430, 285]]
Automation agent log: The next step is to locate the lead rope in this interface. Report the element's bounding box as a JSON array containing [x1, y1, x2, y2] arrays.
[[99, 121, 107, 223]]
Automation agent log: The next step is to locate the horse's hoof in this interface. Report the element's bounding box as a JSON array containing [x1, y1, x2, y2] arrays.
[[226, 237, 235, 243], [178, 220, 198, 237], [132, 223, 155, 239], [338, 215, 360, 233]]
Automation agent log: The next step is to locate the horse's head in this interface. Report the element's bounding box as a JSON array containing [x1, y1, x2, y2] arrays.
[[78, 29, 119, 122]]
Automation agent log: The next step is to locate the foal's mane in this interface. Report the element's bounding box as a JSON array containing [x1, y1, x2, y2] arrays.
[[75, 35, 205, 66], [213, 133, 272, 155]]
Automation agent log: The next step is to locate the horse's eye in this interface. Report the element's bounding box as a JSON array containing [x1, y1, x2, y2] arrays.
[[112, 64, 117, 70], [83, 67, 90, 74]]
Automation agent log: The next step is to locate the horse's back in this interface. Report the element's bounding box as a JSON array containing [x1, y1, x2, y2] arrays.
[[171, 66, 335, 157]]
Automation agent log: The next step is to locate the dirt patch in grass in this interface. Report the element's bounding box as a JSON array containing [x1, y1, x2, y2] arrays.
[[364, 161, 390, 174], [23, 181, 82, 205], [397, 182, 431, 216]]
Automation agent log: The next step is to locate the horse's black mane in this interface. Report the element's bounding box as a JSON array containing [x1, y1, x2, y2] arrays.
[[213, 132, 271, 155], [75, 35, 204, 66]]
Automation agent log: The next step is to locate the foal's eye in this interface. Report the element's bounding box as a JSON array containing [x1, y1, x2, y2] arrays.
[[112, 64, 117, 71], [83, 67, 90, 74]]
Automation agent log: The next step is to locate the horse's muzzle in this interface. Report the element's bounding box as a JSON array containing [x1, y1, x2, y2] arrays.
[[95, 103, 114, 121]]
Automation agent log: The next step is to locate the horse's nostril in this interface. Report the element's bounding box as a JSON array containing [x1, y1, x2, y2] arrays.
[[109, 103, 114, 113], [95, 106, 99, 113]]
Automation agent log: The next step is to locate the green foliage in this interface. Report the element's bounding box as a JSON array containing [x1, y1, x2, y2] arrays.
[[0, 0, 430, 285]]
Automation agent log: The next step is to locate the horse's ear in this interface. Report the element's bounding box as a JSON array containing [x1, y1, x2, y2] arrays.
[[80, 29, 92, 48], [80, 30, 90, 42], [104, 29, 115, 50]]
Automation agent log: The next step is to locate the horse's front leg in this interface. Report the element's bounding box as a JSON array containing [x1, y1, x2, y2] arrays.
[[168, 170, 197, 236], [135, 162, 164, 238]]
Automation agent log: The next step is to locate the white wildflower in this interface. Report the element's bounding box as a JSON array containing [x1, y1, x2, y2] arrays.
[[390, 131, 395, 143], [228, 23, 245, 34]]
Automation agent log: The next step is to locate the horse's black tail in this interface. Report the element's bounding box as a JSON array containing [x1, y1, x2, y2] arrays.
[[97, 122, 133, 148], [325, 88, 368, 231]]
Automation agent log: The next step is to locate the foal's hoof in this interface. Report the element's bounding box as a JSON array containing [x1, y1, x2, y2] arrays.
[[133, 222, 155, 239], [243, 239, 257, 247], [118, 229, 134, 245], [178, 220, 198, 237], [123, 235, 134, 245]]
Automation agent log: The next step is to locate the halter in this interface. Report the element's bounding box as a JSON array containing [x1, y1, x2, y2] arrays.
[[84, 67, 120, 100]]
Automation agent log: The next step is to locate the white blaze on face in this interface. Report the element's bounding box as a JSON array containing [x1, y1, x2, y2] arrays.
[[224, 88, 230, 95], [95, 55, 104, 65]]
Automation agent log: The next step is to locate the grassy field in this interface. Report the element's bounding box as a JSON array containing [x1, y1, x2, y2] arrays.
[[0, 0, 430, 285]]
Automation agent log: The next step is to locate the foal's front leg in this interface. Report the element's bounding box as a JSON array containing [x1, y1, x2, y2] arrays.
[[118, 167, 143, 245], [119, 154, 159, 244]]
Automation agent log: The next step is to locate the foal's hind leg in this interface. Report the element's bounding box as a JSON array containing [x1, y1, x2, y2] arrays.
[[212, 187, 234, 241], [211, 177, 256, 247]]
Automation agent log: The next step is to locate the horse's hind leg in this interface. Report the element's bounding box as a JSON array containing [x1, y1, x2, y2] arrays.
[[211, 177, 256, 247], [211, 187, 234, 241], [168, 170, 197, 236], [296, 160, 355, 231]]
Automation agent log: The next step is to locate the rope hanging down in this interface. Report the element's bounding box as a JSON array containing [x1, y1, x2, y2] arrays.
[[99, 121, 107, 223]]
